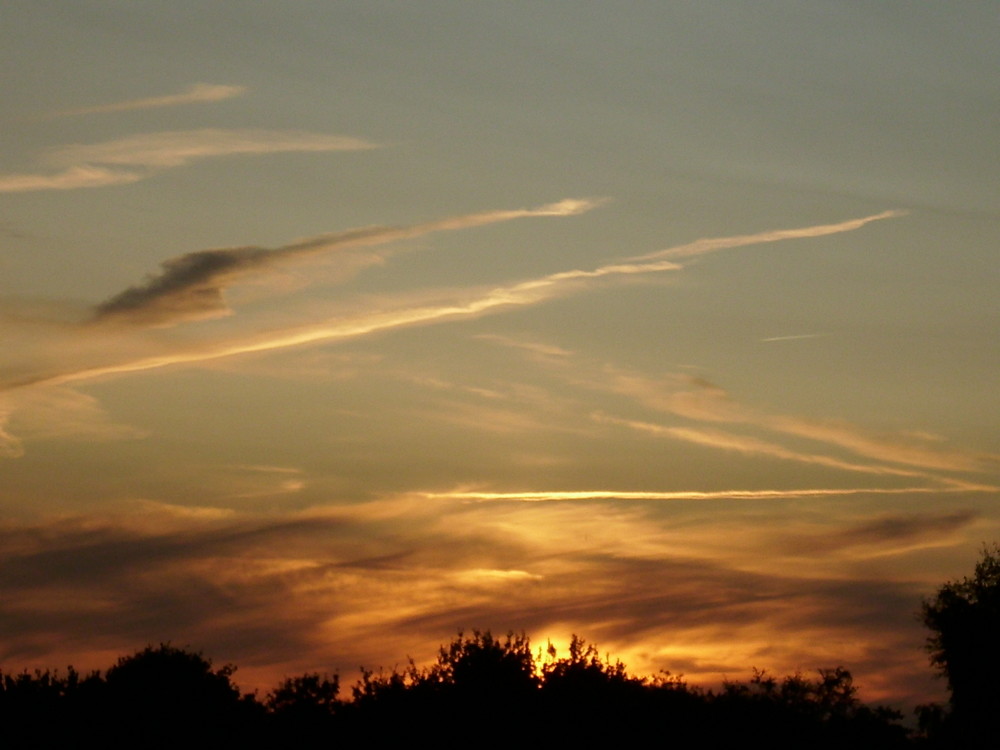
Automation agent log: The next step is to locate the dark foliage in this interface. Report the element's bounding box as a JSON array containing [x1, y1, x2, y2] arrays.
[[102, 643, 261, 748], [0, 631, 916, 748], [0, 665, 103, 748], [341, 630, 909, 748], [920, 544, 1000, 747], [714, 667, 908, 748], [264, 671, 341, 742]]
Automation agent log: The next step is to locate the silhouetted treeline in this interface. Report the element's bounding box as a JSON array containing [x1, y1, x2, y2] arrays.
[[1, 634, 913, 749], [6, 545, 998, 747]]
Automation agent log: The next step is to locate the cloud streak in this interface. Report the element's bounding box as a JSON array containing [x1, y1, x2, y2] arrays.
[[0, 495, 959, 705], [759, 333, 829, 343], [630, 210, 905, 263], [607, 372, 998, 475], [92, 198, 601, 327], [419, 486, 981, 502], [597, 415, 935, 480], [0, 129, 376, 193], [2, 209, 900, 394], [0, 166, 145, 192], [0, 411, 23, 459], [54, 83, 248, 116]]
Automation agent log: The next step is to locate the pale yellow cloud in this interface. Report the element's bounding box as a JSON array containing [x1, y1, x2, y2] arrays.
[[230, 464, 304, 475], [0, 387, 144, 448], [472, 334, 574, 359], [630, 210, 905, 263], [47, 129, 374, 169], [597, 415, 931, 479], [759, 333, 829, 343], [0, 165, 144, 192], [0, 411, 23, 458], [766, 413, 996, 473], [0, 197, 602, 393], [607, 371, 997, 475], [1, 209, 917, 479], [455, 568, 543, 584], [42, 211, 897, 385], [55, 83, 248, 116], [0, 129, 376, 193], [419, 487, 972, 502]]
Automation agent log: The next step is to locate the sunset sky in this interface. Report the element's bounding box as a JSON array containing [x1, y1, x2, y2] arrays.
[[1, 2, 997, 709]]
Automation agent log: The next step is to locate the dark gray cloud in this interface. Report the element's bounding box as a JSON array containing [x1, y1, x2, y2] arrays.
[[92, 246, 270, 326], [89, 199, 598, 328], [90, 227, 389, 327], [782, 511, 977, 555]]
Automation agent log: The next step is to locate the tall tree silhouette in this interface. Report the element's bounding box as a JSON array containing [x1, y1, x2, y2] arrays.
[[921, 543, 1000, 746]]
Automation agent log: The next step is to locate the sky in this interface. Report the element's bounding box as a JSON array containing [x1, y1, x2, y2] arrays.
[[1, 1, 997, 710]]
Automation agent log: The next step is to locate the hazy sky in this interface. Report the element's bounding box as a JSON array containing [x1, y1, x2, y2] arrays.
[[1, 2, 997, 709]]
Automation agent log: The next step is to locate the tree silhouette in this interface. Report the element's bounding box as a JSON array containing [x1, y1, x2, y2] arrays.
[[347, 630, 540, 742], [265, 672, 340, 743], [266, 671, 340, 716], [537, 635, 667, 743], [0, 666, 103, 748], [436, 629, 537, 697], [0, 631, 914, 747], [103, 643, 259, 748], [921, 543, 1000, 746]]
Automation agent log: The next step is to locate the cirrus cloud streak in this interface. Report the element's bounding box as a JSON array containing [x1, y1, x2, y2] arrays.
[[54, 83, 248, 117], [0, 129, 376, 193], [12, 210, 899, 391], [92, 198, 602, 328]]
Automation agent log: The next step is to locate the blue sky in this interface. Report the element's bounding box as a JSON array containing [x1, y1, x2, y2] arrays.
[[1, 2, 997, 707]]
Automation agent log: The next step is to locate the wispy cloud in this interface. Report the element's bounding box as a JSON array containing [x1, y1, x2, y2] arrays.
[[472, 334, 574, 360], [92, 198, 602, 327], [0, 129, 376, 193], [419, 486, 978, 502], [596, 415, 933, 480], [465, 340, 996, 491], [1, 210, 899, 395], [759, 333, 829, 343], [607, 372, 998, 475], [0, 494, 956, 704], [54, 83, 247, 116], [630, 211, 905, 263], [0, 166, 145, 192], [0, 387, 145, 445], [47, 129, 375, 169], [0, 411, 22, 458], [782, 511, 977, 556]]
